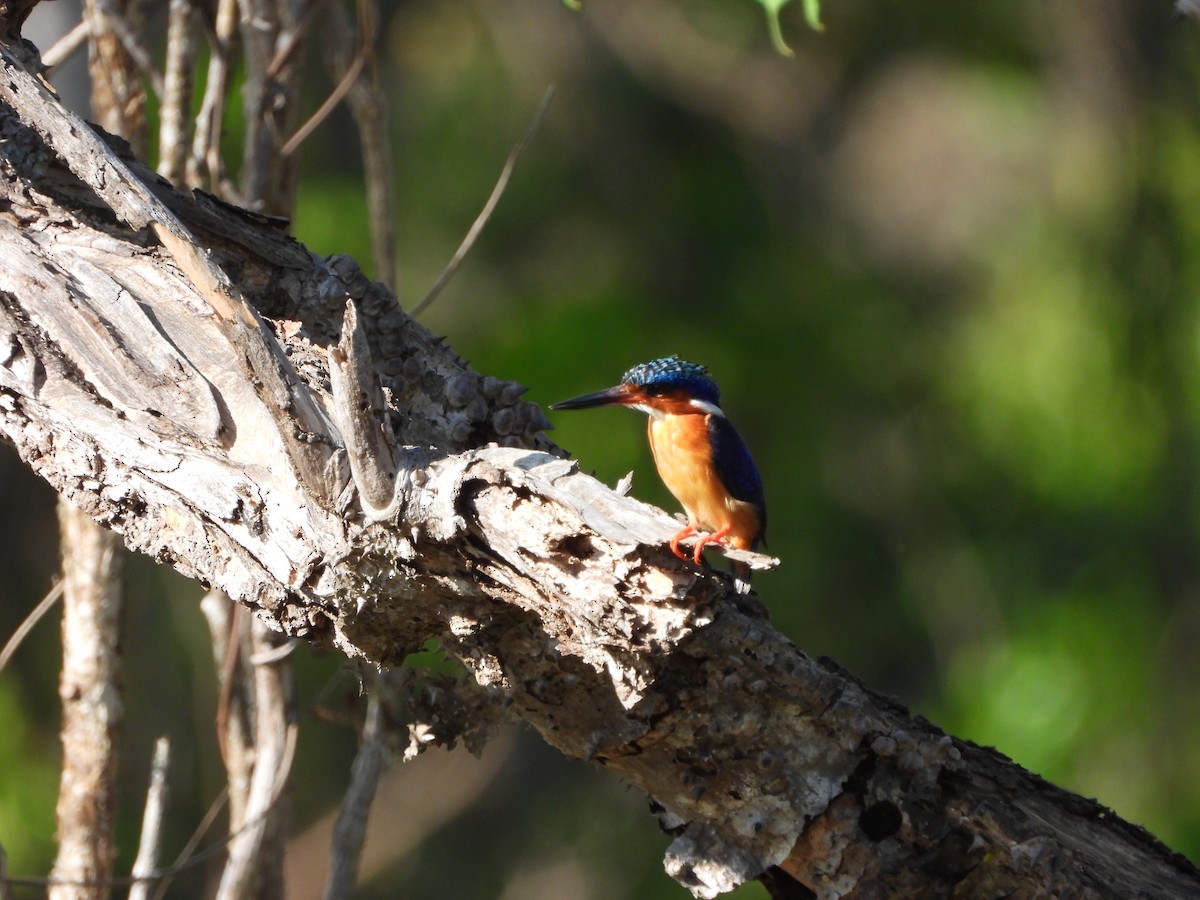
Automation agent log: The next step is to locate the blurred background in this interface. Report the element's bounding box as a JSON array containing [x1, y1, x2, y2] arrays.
[[3, 0, 1200, 896]]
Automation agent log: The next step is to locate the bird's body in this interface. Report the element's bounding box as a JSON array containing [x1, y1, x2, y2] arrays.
[[646, 412, 763, 553], [550, 357, 766, 575]]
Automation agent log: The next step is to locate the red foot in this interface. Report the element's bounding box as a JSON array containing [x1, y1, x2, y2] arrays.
[[688, 524, 732, 563], [669, 524, 732, 564], [669, 525, 697, 560]]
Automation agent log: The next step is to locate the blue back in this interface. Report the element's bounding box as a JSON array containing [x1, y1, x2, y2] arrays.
[[709, 414, 767, 540], [622, 356, 721, 406]]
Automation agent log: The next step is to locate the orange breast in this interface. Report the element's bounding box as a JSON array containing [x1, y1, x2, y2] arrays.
[[647, 414, 761, 550]]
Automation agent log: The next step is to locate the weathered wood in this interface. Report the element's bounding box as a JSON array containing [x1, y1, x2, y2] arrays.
[[0, 35, 1197, 900]]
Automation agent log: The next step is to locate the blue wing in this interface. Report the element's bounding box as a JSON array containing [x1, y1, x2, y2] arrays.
[[708, 415, 767, 542]]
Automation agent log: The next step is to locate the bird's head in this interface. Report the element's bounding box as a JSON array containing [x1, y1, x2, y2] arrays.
[[550, 356, 723, 418]]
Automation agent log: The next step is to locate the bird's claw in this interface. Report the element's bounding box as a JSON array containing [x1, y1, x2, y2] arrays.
[[669, 524, 732, 564], [669, 525, 696, 560]]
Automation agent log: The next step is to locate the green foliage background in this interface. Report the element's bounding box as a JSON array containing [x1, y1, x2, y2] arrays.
[[2, 1, 1200, 897]]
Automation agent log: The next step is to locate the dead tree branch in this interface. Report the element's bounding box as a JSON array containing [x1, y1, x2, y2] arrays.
[[313, 0, 395, 289], [128, 737, 171, 900], [322, 680, 387, 900], [50, 502, 124, 900], [216, 618, 295, 900], [0, 26, 1198, 900]]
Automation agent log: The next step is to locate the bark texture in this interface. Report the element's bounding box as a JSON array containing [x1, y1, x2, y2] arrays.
[[51, 501, 123, 900], [0, 37, 1198, 900]]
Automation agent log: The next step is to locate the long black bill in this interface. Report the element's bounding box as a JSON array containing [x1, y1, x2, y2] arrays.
[[548, 384, 634, 410]]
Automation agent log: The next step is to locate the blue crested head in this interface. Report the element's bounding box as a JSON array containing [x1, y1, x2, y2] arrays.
[[549, 355, 724, 415], [621, 356, 721, 406]]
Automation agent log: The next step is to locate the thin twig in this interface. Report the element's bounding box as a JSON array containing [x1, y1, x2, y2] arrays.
[[96, 0, 165, 97], [215, 618, 296, 900], [5, 656, 293, 895], [0, 580, 63, 674], [410, 85, 557, 318], [339, 0, 397, 288], [41, 20, 90, 70], [2, 772, 290, 892], [128, 737, 171, 900], [159, 753, 290, 882], [322, 685, 388, 900], [249, 639, 299, 666], [238, 0, 308, 211], [189, 0, 238, 193], [264, 0, 320, 81], [200, 589, 256, 873], [280, 42, 366, 157], [83, 0, 149, 156], [214, 602, 246, 769], [148, 787, 229, 900]]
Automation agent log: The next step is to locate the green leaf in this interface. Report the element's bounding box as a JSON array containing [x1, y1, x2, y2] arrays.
[[756, 0, 822, 58], [803, 0, 824, 32], [758, 0, 795, 56]]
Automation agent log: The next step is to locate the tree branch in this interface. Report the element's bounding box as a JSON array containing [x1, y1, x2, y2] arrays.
[[0, 34, 1197, 900], [322, 680, 387, 900], [51, 500, 124, 900], [128, 737, 171, 900]]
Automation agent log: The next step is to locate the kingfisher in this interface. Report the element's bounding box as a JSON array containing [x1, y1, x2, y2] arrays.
[[550, 356, 766, 581]]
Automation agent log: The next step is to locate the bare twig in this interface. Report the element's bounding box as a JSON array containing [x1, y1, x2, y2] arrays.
[[95, 0, 164, 97], [51, 500, 125, 900], [263, 0, 317, 80], [200, 593, 254, 831], [238, 0, 307, 211], [149, 787, 229, 900], [216, 603, 246, 769], [2, 775, 294, 892], [41, 20, 90, 70], [323, 0, 397, 288], [158, 0, 197, 184], [286, 734, 516, 900], [0, 580, 63, 674], [200, 596, 299, 900], [409, 85, 556, 317], [82, 0, 148, 156], [249, 639, 298, 666], [215, 619, 297, 900], [280, 36, 366, 157], [128, 737, 171, 900], [322, 685, 388, 900], [189, 0, 238, 193]]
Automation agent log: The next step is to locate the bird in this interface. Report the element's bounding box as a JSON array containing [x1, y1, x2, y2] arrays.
[[550, 356, 766, 584]]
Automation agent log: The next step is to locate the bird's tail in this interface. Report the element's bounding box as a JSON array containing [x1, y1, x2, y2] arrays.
[[732, 560, 753, 595]]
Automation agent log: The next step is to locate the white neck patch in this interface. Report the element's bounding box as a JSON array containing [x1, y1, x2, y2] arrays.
[[633, 399, 725, 420], [633, 402, 664, 420], [688, 398, 725, 417]]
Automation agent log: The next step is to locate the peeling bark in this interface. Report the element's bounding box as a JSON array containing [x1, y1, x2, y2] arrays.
[[0, 37, 1198, 900]]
